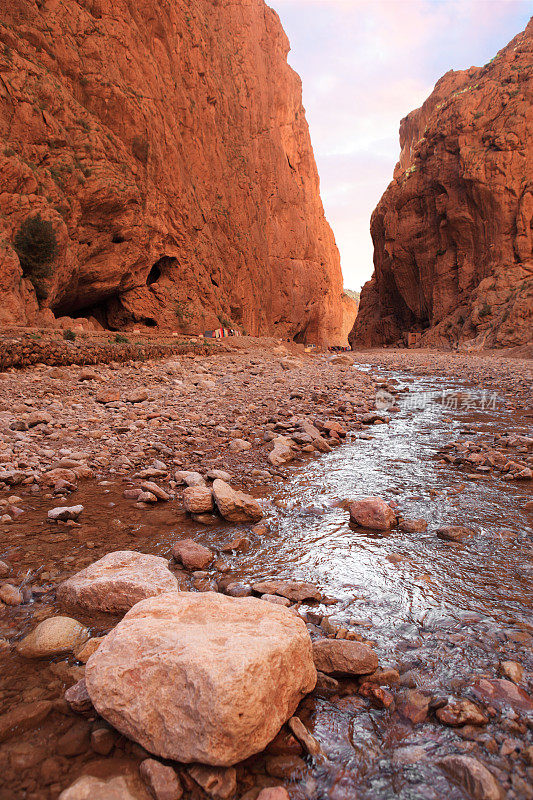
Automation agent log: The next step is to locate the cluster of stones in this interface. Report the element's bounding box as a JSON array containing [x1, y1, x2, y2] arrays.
[[439, 432, 533, 481]]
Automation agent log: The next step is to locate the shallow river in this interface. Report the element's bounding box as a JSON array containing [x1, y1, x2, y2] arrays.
[[1, 364, 532, 799]]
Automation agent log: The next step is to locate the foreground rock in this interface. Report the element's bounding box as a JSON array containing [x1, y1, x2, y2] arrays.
[[212, 479, 263, 523], [17, 616, 89, 658], [57, 551, 179, 613], [312, 639, 378, 676], [349, 497, 397, 530], [85, 592, 316, 765]]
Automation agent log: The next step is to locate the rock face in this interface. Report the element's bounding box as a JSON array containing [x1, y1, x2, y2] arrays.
[[85, 591, 317, 766], [0, 0, 345, 345], [351, 21, 533, 350]]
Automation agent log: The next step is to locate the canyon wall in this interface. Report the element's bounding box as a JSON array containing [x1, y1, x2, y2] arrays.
[[351, 19, 533, 350], [0, 0, 346, 344]]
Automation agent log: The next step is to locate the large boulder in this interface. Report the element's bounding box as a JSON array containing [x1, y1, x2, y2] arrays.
[[85, 592, 316, 765], [349, 496, 397, 530], [212, 479, 263, 523], [57, 551, 179, 613]]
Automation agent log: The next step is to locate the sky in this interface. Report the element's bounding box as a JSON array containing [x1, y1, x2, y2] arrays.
[[268, 0, 532, 291]]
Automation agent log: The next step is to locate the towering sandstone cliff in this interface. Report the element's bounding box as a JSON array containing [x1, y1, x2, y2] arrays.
[[351, 19, 533, 350], [0, 0, 345, 344]]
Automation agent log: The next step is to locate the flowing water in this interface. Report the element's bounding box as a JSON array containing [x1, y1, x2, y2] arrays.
[[1, 365, 532, 799]]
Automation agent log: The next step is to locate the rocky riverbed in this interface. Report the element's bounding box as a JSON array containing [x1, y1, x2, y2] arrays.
[[0, 342, 531, 800]]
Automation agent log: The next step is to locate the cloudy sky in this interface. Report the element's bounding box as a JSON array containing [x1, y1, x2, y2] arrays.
[[268, 0, 532, 290]]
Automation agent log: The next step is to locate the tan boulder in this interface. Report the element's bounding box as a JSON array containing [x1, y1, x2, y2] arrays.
[[127, 388, 149, 403], [349, 496, 397, 530], [436, 699, 488, 727], [85, 591, 316, 766], [212, 479, 263, 522], [17, 616, 89, 658], [0, 584, 22, 605], [57, 551, 179, 613], [498, 660, 523, 684]]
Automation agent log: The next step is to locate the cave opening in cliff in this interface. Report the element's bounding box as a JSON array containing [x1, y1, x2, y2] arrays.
[[146, 264, 161, 286], [293, 326, 308, 344], [146, 256, 177, 287]]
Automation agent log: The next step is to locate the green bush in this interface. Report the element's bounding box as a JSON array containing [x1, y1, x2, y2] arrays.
[[114, 333, 129, 344], [63, 328, 76, 341], [14, 213, 58, 302], [174, 301, 191, 322]]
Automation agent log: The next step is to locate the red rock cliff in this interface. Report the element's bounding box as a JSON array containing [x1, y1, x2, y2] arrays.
[[0, 0, 345, 345], [351, 19, 533, 350]]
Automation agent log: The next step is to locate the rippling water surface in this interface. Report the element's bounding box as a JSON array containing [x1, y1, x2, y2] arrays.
[[1, 364, 532, 799]]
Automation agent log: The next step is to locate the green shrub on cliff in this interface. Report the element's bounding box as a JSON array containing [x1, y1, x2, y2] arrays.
[[14, 213, 58, 302]]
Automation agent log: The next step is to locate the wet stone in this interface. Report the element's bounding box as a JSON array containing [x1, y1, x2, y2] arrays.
[[439, 755, 503, 800]]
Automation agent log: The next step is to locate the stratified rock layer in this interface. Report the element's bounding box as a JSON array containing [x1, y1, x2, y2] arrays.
[[351, 20, 533, 350], [0, 0, 344, 345]]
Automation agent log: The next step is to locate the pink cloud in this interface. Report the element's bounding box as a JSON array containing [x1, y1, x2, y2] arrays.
[[269, 0, 531, 289]]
